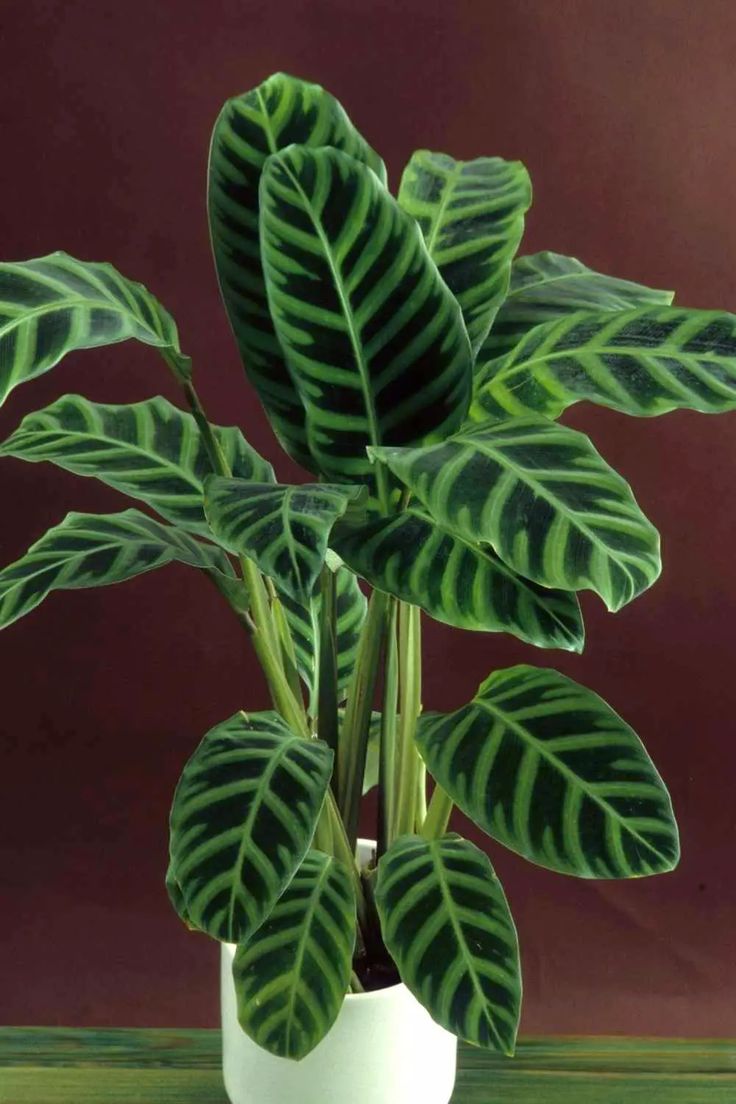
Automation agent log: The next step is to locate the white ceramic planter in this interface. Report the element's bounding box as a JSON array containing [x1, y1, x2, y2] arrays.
[[220, 840, 458, 1104]]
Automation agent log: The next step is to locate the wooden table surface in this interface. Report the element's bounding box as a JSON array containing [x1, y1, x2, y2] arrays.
[[0, 1028, 734, 1103]]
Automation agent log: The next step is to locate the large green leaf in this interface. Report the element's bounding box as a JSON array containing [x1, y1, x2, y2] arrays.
[[0, 509, 233, 630], [0, 252, 188, 407], [372, 418, 660, 612], [332, 509, 583, 651], [376, 834, 521, 1054], [204, 477, 363, 602], [168, 711, 333, 944], [472, 306, 736, 422], [232, 850, 356, 1060], [417, 665, 680, 879], [398, 151, 531, 354], [0, 394, 273, 538], [208, 72, 385, 467], [259, 145, 473, 502], [481, 252, 674, 362], [280, 566, 367, 715]]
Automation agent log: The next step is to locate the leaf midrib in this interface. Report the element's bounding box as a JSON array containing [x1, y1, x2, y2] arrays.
[[283, 858, 332, 1055], [0, 295, 162, 341]]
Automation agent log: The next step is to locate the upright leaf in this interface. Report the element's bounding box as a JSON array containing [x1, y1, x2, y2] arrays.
[[372, 418, 660, 612], [473, 307, 736, 422], [169, 711, 333, 944], [376, 834, 521, 1054], [208, 72, 386, 466], [0, 395, 273, 537], [0, 509, 233, 630], [232, 850, 356, 1060], [481, 251, 674, 361], [399, 151, 531, 353], [417, 665, 680, 878], [0, 252, 188, 407], [204, 477, 363, 602], [332, 509, 584, 651], [260, 146, 473, 502]]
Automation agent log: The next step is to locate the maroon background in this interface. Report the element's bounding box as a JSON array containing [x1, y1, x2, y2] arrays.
[[1, 0, 735, 1036]]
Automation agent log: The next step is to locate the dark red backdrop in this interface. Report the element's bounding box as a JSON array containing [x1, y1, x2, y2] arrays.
[[1, 0, 734, 1036]]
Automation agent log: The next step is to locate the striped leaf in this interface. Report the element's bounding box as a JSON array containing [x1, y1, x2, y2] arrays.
[[204, 477, 363, 602], [472, 306, 736, 423], [0, 394, 273, 538], [375, 834, 521, 1054], [481, 251, 674, 362], [332, 509, 583, 651], [0, 508, 233, 630], [260, 145, 473, 502], [417, 665, 680, 878], [372, 418, 660, 612], [398, 151, 531, 353], [280, 567, 367, 715], [168, 711, 333, 944], [232, 850, 356, 1060], [0, 252, 188, 407], [208, 72, 385, 466]]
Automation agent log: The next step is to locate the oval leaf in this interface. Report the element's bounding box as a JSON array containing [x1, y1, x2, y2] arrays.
[[372, 417, 660, 612], [417, 665, 680, 878], [260, 145, 472, 502], [169, 711, 333, 943], [0, 394, 273, 537], [375, 834, 521, 1054], [0, 252, 188, 407], [204, 477, 363, 602], [332, 508, 584, 651], [232, 850, 356, 1060], [208, 72, 385, 467], [399, 151, 531, 353]]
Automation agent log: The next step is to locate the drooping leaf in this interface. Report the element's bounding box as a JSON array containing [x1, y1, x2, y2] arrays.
[[0, 394, 273, 537], [332, 509, 583, 651], [0, 252, 188, 407], [232, 850, 356, 1060], [472, 307, 736, 422], [259, 145, 473, 502], [204, 477, 364, 602], [398, 151, 531, 353], [417, 665, 680, 879], [375, 834, 521, 1054], [168, 711, 333, 944], [481, 252, 674, 362], [0, 509, 233, 630], [208, 72, 386, 466], [372, 418, 660, 613], [280, 567, 367, 715]]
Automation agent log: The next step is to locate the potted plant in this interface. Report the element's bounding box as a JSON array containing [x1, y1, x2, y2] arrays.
[[2, 70, 735, 1104]]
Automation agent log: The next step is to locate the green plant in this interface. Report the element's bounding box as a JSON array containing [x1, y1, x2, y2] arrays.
[[2, 71, 734, 1062]]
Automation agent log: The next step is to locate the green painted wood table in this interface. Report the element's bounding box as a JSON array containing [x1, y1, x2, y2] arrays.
[[0, 1029, 734, 1103]]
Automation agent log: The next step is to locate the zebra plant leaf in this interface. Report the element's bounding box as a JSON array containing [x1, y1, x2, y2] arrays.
[[372, 417, 660, 612], [0, 252, 188, 407], [375, 834, 521, 1054], [417, 665, 680, 878], [208, 72, 385, 467], [168, 711, 333, 944], [0, 509, 233, 630], [204, 477, 364, 602], [398, 151, 532, 353], [280, 566, 367, 716], [481, 251, 674, 362], [260, 145, 473, 503], [472, 307, 736, 423], [332, 509, 584, 651], [232, 850, 356, 1060], [0, 394, 273, 538]]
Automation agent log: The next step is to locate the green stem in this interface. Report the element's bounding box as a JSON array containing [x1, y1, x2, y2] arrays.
[[317, 565, 340, 766], [271, 593, 303, 708], [377, 599, 398, 859], [421, 784, 454, 840], [393, 602, 422, 838]]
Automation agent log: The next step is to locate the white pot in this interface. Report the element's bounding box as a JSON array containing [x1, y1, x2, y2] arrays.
[[220, 840, 458, 1104]]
